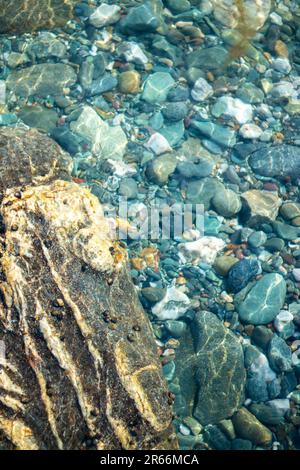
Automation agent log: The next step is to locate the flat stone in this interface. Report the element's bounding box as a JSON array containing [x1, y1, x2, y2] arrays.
[[192, 311, 246, 425], [162, 102, 188, 122], [249, 403, 284, 426], [236, 83, 265, 104], [203, 425, 231, 450], [146, 154, 177, 185], [191, 120, 236, 148], [120, 0, 164, 34], [237, 273, 286, 325], [152, 286, 190, 321], [186, 46, 228, 70], [89, 3, 121, 28], [252, 326, 274, 351], [248, 231, 267, 247], [272, 220, 300, 240], [248, 145, 300, 178], [70, 106, 127, 160], [239, 123, 263, 140], [118, 177, 138, 200], [146, 132, 173, 155], [211, 96, 253, 124], [142, 72, 175, 104], [232, 408, 272, 446], [263, 237, 285, 252], [280, 202, 300, 221], [186, 177, 225, 210], [6, 64, 77, 98], [117, 42, 149, 65], [241, 190, 281, 226]]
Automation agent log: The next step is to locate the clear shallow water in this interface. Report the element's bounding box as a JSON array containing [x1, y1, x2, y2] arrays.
[[1, 0, 300, 451]]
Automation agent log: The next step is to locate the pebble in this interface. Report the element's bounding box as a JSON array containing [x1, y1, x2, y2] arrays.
[[227, 258, 260, 293], [214, 255, 238, 277], [212, 187, 241, 217], [191, 77, 213, 102], [211, 96, 253, 124], [292, 268, 300, 282], [178, 236, 225, 265], [236, 273, 286, 325], [192, 120, 236, 148], [232, 408, 272, 446], [89, 4, 121, 28], [268, 335, 293, 373], [152, 286, 190, 321], [70, 106, 127, 160], [239, 123, 263, 140], [118, 70, 140, 94], [272, 57, 292, 74], [142, 72, 175, 104]]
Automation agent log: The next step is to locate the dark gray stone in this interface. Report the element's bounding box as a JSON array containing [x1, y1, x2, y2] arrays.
[[227, 258, 260, 293], [192, 312, 246, 425], [248, 145, 300, 178]]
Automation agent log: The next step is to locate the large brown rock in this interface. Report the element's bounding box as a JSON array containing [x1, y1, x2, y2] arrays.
[[0, 0, 76, 35], [0, 128, 176, 450]]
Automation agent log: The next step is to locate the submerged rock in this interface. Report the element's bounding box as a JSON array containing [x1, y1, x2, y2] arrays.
[[236, 273, 286, 325], [192, 312, 246, 425], [232, 408, 272, 446], [6, 63, 77, 99], [152, 286, 190, 321], [70, 106, 127, 160], [178, 237, 225, 265], [0, 0, 75, 34], [248, 145, 300, 178], [227, 258, 260, 293], [0, 128, 176, 450], [240, 190, 281, 226]]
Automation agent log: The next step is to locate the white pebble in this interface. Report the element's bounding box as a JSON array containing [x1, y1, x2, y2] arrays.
[[239, 123, 262, 139], [274, 310, 294, 333], [191, 77, 213, 102], [152, 286, 190, 321], [146, 133, 172, 155], [292, 268, 300, 282], [211, 95, 253, 124], [89, 4, 121, 28], [178, 236, 225, 265]]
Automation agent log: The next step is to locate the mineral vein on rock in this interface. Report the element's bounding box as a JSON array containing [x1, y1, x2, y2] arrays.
[[0, 128, 176, 450]]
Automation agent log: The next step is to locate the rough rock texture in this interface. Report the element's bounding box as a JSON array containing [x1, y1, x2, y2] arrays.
[[0, 128, 176, 450], [175, 311, 246, 426], [0, 0, 75, 35], [0, 127, 72, 189], [248, 145, 300, 178]]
